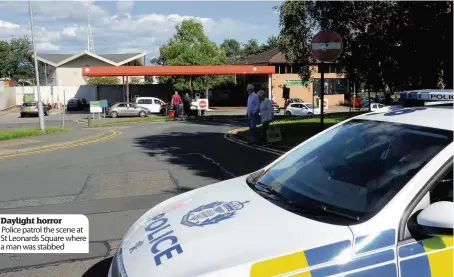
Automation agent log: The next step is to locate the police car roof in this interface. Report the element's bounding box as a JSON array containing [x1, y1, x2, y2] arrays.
[[355, 105, 453, 131]]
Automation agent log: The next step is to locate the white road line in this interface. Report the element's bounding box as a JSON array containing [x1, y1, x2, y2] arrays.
[[181, 153, 236, 178]]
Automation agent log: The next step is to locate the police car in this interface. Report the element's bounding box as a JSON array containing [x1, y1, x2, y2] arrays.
[[109, 89, 453, 277]]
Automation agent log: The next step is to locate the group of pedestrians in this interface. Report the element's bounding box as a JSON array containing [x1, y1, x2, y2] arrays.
[[170, 91, 193, 119], [246, 84, 274, 145]]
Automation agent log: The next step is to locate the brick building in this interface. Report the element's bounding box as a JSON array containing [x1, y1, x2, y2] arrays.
[[240, 48, 349, 108]]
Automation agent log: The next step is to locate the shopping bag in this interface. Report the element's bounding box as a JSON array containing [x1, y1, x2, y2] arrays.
[[267, 125, 282, 143]]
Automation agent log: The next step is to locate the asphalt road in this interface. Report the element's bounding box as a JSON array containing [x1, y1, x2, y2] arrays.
[[0, 119, 277, 277]]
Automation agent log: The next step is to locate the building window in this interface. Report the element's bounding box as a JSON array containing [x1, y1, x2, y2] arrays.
[[282, 86, 290, 99], [313, 78, 347, 95], [317, 65, 345, 74]]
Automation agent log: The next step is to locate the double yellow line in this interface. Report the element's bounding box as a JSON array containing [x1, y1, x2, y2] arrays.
[[0, 129, 122, 160], [224, 128, 284, 155]]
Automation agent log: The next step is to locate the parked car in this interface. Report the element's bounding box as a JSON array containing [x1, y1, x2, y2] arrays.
[[284, 102, 323, 117], [67, 98, 83, 111], [20, 101, 49, 117], [284, 98, 304, 109], [135, 97, 166, 114], [360, 102, 387, 112], [106, 102, 150, 118]]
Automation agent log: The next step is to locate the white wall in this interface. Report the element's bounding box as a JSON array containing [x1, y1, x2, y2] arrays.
[[0, 85, 97, 109], [0, 88, 18, 110]]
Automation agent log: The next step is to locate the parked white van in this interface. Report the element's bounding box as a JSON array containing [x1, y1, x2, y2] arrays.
[[135, 97, 166, 114]]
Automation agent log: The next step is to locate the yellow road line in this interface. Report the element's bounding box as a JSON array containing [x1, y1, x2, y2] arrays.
[[224, 129, 284, 156], [0, 130, 122, 160]]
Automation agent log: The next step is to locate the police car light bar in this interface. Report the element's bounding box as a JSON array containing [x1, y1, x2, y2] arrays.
[[400, 89, 453, 106]]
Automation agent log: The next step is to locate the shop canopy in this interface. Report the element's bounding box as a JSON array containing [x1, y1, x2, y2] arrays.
[[81, 65, 275, 77]]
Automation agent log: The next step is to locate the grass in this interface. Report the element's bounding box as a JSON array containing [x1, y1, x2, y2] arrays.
[[0, 127, 71, 141], [237, 112, 361, 139], [90, 116, 171, 127]]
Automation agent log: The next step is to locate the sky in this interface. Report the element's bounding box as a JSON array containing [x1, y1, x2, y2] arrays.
[[0, 1, 282, 63]]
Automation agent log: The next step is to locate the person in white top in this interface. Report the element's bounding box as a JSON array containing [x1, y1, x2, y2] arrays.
[[257, 90, 274, 144]]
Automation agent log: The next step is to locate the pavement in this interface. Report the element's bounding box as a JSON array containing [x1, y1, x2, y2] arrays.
[[0, 118, 278, 277]]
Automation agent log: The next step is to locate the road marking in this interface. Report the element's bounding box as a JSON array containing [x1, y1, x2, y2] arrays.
[[224, 128, 284, 156], [0, 129, 122, 160]]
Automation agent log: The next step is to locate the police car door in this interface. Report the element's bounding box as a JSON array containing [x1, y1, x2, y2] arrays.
[[397, 156, 453, 277]]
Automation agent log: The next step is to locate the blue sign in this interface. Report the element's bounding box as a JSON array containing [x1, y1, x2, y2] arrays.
[[99, 99, 108, 108], [145, 213, 183, 266], [181, 201, 250, 227], [384, 107, 426, 116]]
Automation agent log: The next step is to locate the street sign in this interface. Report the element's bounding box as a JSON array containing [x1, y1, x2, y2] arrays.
[[90, 101, 102, 113], [311, 30, 343, 62], [285, 80, 311, 87], [99, 99, 108, 108], [199, 100, 207, 109]]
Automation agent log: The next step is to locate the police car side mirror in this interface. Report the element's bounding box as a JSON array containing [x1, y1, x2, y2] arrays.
[[417, 201, 453, 236]]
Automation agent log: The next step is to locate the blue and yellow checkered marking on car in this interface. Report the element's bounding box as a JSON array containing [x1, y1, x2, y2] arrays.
[[399, 235, 453, 277], [250, 229, 396, 277]]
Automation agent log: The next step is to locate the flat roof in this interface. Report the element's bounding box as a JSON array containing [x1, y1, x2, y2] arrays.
[[81, 65, 275, 77]]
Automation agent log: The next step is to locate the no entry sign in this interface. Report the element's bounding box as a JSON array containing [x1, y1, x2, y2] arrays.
[[199, 100, 207, 109], [311, 30, 343, 62]]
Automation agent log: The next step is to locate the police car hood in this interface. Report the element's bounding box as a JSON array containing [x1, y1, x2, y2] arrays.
[[120, 175, 353, 277]]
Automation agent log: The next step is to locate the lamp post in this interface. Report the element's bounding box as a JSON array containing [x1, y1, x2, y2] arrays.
[[29, 0, 45, 132]]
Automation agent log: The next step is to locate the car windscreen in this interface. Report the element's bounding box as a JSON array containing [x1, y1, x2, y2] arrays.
[[23, 102, 36, 107], [256, 119, 453, 224]]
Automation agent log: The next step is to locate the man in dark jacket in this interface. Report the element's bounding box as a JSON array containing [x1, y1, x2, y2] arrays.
[[183, 93, 192, 117]]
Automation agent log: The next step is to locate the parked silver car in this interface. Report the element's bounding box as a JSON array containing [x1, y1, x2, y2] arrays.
[[106, 102, 150, 118], [20, 101, 49, 117]]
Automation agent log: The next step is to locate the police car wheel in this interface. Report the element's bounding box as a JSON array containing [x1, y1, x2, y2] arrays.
[[285, 111, 292, 116]]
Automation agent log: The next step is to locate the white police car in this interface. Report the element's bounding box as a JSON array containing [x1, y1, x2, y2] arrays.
[[109, 90, 453, 277]]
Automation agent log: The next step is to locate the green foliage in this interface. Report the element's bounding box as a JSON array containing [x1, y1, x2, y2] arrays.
[[275, 1, 453, 91], [87, 76, 120, 85], [152, 19, 227, 92], [242, 39, 261, 56], [129, 76, 142, 84], [0, 36, 35, 81], [220, 39, 243, 64]]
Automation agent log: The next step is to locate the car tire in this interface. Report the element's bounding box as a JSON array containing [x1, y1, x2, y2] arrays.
[[307, 112, 313, 118], [285, 111, 292, 117], [110, 111, 118, 118], [139, 111, 146, 117]]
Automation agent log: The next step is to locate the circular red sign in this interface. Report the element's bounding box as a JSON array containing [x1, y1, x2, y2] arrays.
[[311, 30, 343, 62], [323, 100, 328, 108], [199, 100, 207, 109]]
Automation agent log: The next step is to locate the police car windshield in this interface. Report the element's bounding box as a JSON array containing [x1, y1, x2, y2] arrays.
[[256, 119, 453, 224]]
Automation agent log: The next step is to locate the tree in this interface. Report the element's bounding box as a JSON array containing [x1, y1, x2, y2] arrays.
[[0, 36, 35, 82], [220, 39, 243, 64], [129, 76, 142, 84], [275, 1, 453, 93], [153, 19, 227, 93], [86, 76, 120, 85], [242, 39, 261, 56], [260, 35, 280, 52]]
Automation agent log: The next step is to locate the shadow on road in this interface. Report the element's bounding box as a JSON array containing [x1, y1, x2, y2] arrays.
[[133, 129, 277, 186], [81, 257, 112, 277]]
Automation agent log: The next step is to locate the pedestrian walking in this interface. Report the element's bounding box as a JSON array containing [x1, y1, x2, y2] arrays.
[[171, 91, 182, 118], [246, 84, 260, 144], [258, 90, 274, 145], [183, 93, 192, 117]]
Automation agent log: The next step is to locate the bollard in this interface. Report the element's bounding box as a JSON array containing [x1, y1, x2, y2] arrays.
[[87, 116, 92, 128]]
